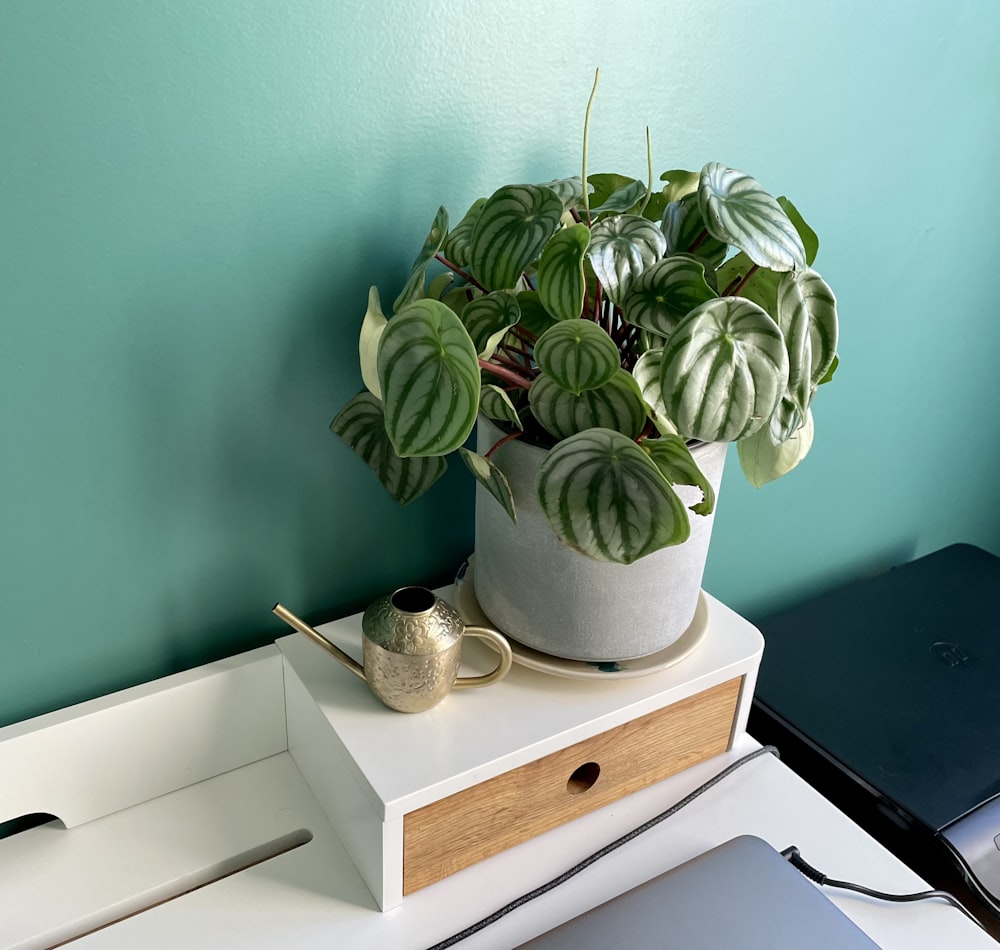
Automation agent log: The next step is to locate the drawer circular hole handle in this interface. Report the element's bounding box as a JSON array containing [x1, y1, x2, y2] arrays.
[[567, 761, 601, 794]]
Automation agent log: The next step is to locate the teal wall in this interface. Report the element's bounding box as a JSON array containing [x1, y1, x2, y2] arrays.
[[2, 1, 999, 727]]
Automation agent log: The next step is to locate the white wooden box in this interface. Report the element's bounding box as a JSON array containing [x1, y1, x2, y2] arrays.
[[277, 588, 764, 911]]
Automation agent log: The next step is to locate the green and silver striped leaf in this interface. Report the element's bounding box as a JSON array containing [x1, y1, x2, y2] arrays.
[[393, 205, 449, 312], [515, 290, 558, 338], [631, 347, 678, 436], [537, 223, 590, 321], [535, 428, 690, 564], [738, 407, 814, 488], [331, 392, 447, 505], [776, 268, 839, 412], [378, 299, 480, 457], [441, 198, 486, 269], [659, 296, 789, 443], [587, 214, 667, 306], [660, 196, 729, 267], [534, 320, 620, 395], [480, 384, 523, 430], [538, 177, 587, 210], [698, 163, 806, 272], [587, 178, 648, 217], [469, 184, 564, 291], [359, 286, 388, 400], [459, 447, 516, 522], [460, 290, 520, 357], [642, 435, 715, 516], [622, 256, 718, 338], [529, 370, 647, 441]]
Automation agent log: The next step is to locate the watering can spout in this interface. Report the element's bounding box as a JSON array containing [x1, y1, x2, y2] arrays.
[[272, 603, 367, 681]]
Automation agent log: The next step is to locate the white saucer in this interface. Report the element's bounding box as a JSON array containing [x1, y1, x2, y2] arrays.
[[454, 558, 708, 680]]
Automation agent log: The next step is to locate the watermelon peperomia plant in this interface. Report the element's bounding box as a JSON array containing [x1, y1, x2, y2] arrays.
[[332, 80, 839, 566]]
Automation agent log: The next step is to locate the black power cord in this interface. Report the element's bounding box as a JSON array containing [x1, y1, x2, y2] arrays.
[[425, 744, 780, 950], [780, 845, 985, 930]]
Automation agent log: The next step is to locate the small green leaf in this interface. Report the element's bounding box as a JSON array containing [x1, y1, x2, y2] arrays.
[[818, 354, 839, 386], [537, 223, 590, 321], [587, 178, 648, 216], [660, 196, 729, 267], [659, 169, 700, 203], [534, 320, 620, 395], [715, 251, 781, 312], [642, 435, 716, 516], [631, 347, 678, 436], [378, 300, 480, 457], [698, 163, 806, 272], [461, 290, 520, 357], [480, 384, 523, 430], [777, 196, 819, 267], [776, 268, 839, 406], [515, 290, 559, 338], [331, 392, 447, 504], [359, 286, 388, 400], [428, 271, 455, 300], [529, 370, 647, 441], [535, 428, 690, 563], [660, 296, 789, 442], [738, 408, 814, 488], [441, 198, 486, 269], [393, 205, 449, 313], [587, 214, 667, 305], [622, 256, 718, 338], [538, 177, 587, 210], [469, 184, 564, 291], [460, 447, 516, 522]]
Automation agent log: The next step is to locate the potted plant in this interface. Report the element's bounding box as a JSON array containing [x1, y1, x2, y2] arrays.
[[332, 79, 839, 663]]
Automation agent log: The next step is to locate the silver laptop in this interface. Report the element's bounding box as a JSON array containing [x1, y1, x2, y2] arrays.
[[518, 835, 881, 949]]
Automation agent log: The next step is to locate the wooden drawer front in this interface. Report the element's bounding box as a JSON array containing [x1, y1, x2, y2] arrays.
[[403, 676, 741, 894]]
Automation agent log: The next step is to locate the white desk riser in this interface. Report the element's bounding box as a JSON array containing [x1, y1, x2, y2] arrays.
[[1, 591, 995, 950]]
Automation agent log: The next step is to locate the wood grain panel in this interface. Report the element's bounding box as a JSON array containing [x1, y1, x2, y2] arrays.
[[403, 676, 741, 894]]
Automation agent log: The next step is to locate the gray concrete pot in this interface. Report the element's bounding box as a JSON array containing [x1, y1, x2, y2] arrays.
[[474, 415, 727, 662]]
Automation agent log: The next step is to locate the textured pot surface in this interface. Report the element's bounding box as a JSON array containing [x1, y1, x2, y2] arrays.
[[474, 416, 727, 662]]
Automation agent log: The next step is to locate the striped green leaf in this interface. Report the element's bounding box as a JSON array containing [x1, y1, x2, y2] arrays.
[[480, 384, 523, 430], [631, 347, 678, 436], [738, 407, 814, 488], [642, 435, 715, 516], [660, 296, 789, 442], [768, 395, 805, 445], [393, 205, 449, 312], [461, 290, 520, 357], [515, 290, 559, 338], [661, 196, 729, 267], [622, 256, 718, 338], [359, 286, 387, 400], [538, 177, 586, 210], [331, 392, 447, 504], [776, 268, 839, 414], [587, 214, 667, 306], [587, 178, 648, 217], [535, 428, 690, 563], [441, 198, 486, 269], [469, 185, 564, 291], [698, 163, 806, 272], [529, 370, 647, 441], [777, 196, 819, 266], [459, 447, 516, 522], [534, 320, 620, 395], [537, 223, 590, 321], [378, 299, 480, 457]]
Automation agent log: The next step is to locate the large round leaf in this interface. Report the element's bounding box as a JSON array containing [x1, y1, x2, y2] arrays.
[[535, 428, 690, 564], [529, 370, 647, 441], [534, 320, 620, 395], [537, 223, 590, 321], [378, 300, 480, 457], [776, 267, 839, 412], [622, 256, 718, 338], [331, 392, 447, 504], [698, 163, 806, 272], [587, 213, 667, 305], [469, 184, 564, 291], [660, 296, 789, 442]]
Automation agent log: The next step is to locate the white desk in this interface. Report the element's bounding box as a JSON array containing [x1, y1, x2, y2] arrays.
[[1, 614, 996, 949]]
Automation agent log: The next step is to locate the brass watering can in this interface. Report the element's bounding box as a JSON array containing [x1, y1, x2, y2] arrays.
[[273, 586, 512, 713]]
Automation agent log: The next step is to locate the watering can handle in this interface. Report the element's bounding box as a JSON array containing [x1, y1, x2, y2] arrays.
[[451, 626, 513, 689]]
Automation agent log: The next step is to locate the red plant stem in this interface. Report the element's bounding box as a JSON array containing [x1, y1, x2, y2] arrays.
[[485, 430, 524, 459], [724, 263, 760, 297], [435, 253, 488, 293], [480, 358, 533, 389], [687, 227, 709, 254]]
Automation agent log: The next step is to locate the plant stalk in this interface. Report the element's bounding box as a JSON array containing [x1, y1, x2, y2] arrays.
[[435, 253, 487, 293], [480, 358, 533, 390]]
